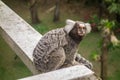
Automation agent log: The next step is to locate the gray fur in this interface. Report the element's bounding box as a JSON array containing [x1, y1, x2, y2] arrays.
[[33, 20, 92, 73]]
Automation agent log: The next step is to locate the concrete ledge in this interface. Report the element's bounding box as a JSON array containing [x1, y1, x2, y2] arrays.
[[19, 65, 94, 80], [0, 0, 42, 74]]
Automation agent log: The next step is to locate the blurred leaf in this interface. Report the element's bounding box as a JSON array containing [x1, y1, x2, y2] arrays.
[[89, 14, 100, 24], [100, 19, 115, 30], [104, 0, 120, 14], [108, 42, 120, 51], [105, 0, 115, 3], [90, 50, 100, 61], [108, 3, 118, 13]]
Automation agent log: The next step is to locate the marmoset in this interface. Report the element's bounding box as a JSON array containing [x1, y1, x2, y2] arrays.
[[33, 19, 92, 73]]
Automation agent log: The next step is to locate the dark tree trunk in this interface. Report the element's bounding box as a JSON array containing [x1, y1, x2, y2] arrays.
[[115, 1, 120, 23], [76, 0, 80, 2], [29, 0, 40, 24], [53, 0, 60, 22], [66, 0, 80, 3], [101, 31, 111, 80], [98, 0, 103, 20], [101, 43, 108, 80], [43, 0, 48, 5], [67, 0, 71, 3], [116, 13, 120, 23]]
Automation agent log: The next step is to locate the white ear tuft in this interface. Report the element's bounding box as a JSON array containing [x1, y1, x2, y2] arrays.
[[64, 19, 75, 33], [85, 23, 91, 34], [66, 19, 75, 25]]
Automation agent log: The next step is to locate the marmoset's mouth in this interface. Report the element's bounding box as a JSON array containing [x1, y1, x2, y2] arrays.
[[78, 33, 85, 36], [78, 32, 85, 36]]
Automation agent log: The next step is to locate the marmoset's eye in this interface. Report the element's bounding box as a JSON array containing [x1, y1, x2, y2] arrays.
[[83, 27, 86, 30]]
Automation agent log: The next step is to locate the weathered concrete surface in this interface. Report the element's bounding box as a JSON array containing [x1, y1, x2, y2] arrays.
[[19, 65, 94, 80], [0, 0, 42, 74]]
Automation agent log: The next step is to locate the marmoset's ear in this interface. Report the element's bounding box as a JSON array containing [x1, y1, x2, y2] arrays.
[[66, 19, 75, 25], [85, 23, 91, 34], [64, 19, 75, 33]]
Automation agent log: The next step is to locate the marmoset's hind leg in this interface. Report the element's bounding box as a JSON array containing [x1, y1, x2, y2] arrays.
[[46, 47, 66, 72], [34, 47, 66, 73]]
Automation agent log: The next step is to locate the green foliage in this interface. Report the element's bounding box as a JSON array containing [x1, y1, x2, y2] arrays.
[[104, 0, 120, 14], [89, 15, 100, 25], [100, 19, 120, 48], [98, 38, 119, 51], [88, 14, 100, 31], [108, 3, 120, 14], [90, 50, 100, 61], [100, 19, 115, 30], [110, 43, 120, 50], [105, 0, 116, 3]]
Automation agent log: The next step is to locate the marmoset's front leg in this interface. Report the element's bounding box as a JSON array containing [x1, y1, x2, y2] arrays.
[[75, 54, 93, 69]]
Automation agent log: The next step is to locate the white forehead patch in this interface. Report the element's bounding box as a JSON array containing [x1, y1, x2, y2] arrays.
[[79, 23, 85, 27]]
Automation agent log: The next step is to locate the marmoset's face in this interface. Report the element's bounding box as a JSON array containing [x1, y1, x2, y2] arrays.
[[77, 23, 87, 36]]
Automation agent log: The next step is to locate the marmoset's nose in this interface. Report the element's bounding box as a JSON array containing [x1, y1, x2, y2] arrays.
[[80, 29, 85, 34]]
